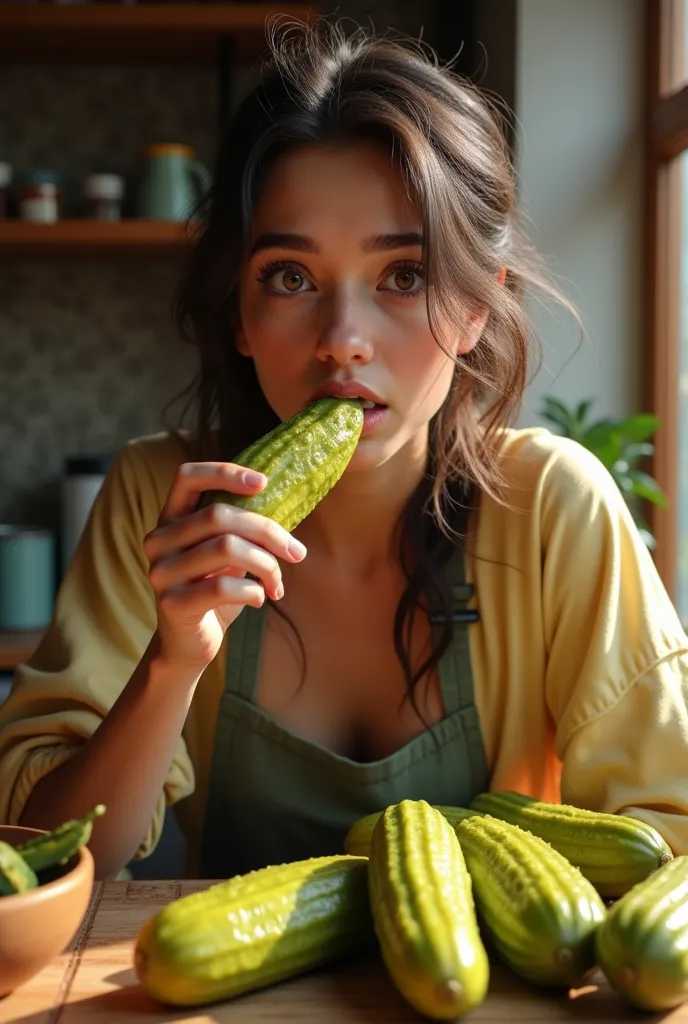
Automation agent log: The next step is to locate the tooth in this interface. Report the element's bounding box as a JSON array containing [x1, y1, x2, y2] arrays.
[[361, 399, 376, 409]]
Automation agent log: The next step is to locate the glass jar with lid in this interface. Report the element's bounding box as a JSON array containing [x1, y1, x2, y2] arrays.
[[16, 170, 62, 223], [84, 173, 125, 221]]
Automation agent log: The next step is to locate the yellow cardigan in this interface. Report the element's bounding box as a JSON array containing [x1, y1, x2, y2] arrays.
[[1, 425, 686, 876]]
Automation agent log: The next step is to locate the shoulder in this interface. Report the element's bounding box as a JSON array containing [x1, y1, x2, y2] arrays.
[[491, 425, 629, 521], [471, 425, 641, 566], [118, 428, 193, 482], [100, 429, 196, 527]]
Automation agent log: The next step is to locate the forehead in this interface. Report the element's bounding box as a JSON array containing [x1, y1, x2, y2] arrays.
[[250, 141, 421, 237]]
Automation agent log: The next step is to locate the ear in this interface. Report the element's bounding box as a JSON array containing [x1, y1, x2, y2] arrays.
[[456, 307, 489, 356], [456, 265, 507, 356], [232, 314, 251, 357]]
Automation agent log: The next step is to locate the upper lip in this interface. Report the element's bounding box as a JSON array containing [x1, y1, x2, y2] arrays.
[[309, 380, 387, 405]]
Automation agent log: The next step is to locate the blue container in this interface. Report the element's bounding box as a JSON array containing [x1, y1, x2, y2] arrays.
[[0, 525, 55, 631]]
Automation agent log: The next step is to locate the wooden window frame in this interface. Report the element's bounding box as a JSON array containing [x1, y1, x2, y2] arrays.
[[645, 0, 688, 603]]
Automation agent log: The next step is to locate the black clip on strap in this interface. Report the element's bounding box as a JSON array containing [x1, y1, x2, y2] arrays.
[[428, 582, 480, 625]]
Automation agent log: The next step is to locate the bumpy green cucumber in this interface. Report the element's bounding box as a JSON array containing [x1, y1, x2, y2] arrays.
[[470, 790, 673, 898], [0, 841, 38, 896], [199, 397, 364, 532], [595, 855, 688, 1011], [15, 804, 105, 872], [368, 799, 489, 1020], [455, 815, 606, 988], [343, 805, 479, 857], [134, 854, 374, 1007]]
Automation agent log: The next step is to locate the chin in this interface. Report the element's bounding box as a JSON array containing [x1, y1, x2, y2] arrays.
[[343, 434, 414, 473]]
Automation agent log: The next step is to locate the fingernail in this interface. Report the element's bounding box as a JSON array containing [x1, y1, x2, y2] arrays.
[[275, 580, 284, 600], [287, 537, 307, 560], [242, 470, 266, 487]]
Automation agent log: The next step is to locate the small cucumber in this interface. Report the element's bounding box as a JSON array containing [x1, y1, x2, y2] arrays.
[[470, 790, 673, 898], [595, 855, 688, 1011], [343, 805, 479, 857], [134, 854, 374, 1007], [368, 799, 490, 1020], [15, 804, 105, 873], [199, 397, 364, 533], [0, 841, 38, 896], [455, 814, 606, 988]]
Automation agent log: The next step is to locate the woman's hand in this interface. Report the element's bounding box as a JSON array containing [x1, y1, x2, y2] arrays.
[[143, 462, 307, 670]]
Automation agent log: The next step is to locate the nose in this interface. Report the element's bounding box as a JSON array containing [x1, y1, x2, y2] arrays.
[[315, 289, 373, 366]]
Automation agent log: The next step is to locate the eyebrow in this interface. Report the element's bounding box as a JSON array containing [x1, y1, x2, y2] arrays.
[[249, 231, 424, 257]]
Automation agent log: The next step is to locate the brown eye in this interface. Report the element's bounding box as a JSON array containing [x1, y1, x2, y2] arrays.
[[379, 264, 425, 295], [257, 260, 314, 296], [282, 271, 304, 292], [394, 270, 416, 291]]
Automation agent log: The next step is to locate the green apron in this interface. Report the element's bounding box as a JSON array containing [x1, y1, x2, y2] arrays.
[[199, 545, 488, 878]]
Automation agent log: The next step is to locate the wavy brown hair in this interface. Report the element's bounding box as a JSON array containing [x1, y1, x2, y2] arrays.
[[173, 19, 579, 724]]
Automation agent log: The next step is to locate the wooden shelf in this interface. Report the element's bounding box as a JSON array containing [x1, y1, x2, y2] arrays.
[[0, 630, 44, 672], [0, 3, 319, 65], [0, 219, 199, 257]]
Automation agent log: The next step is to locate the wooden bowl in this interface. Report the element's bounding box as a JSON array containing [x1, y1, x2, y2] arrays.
[[0, 824, 94, 997]]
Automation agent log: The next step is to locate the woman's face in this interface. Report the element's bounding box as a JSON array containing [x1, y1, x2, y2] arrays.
[[236, 141, 481, 471]]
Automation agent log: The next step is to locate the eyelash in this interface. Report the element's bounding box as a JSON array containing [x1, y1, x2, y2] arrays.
[[255, 259, 426, 298], [256, 260, 304, 293]]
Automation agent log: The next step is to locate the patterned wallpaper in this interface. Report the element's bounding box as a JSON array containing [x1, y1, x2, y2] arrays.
[[0, 259, 197, 524], [0, 63, 217, 528], [0, 1, 435, 530]]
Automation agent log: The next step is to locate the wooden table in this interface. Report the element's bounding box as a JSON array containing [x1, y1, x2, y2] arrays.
[[0, 880, 685, 1023]]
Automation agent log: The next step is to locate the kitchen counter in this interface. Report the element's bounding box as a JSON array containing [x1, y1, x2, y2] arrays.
[[0, 879, 683, 1023]]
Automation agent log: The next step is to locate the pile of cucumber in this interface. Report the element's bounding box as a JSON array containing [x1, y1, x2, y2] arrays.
[[0, 804, 105, 896], [133, 794, 688, 1018]]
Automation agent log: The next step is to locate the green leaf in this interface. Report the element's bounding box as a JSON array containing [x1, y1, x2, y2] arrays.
[[581, 420, 619, 448], [614, 472, 635, 494], [626, 469, 669, 508], [542, 395, 573, 417], [589, 436, 624, 470], [621, 441, 654, 464], [540, 396, 575, 433], [617, 414, 659, 443], [575, 399, 593, 427]]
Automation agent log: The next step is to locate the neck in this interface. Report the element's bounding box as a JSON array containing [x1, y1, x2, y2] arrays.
[[292, 429, 429, 575]]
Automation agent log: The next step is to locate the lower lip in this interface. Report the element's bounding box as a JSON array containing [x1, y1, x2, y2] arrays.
[[361, 405, 388, 435]]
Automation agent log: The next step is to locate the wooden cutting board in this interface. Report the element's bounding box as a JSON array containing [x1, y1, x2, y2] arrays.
[[0, 880, 685, 1023]]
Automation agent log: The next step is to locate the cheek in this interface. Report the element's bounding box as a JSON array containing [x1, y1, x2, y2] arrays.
[[237, 292, 313, 421], [239, 284, 296, 357], [240, 285, 315, 357], [401, 330, 458, 415]]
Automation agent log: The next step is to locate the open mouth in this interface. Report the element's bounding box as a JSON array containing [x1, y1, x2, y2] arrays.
[[360, 402, 388, 435]]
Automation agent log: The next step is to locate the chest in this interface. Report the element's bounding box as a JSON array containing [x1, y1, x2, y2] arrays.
[[252, 565, 446, 762]]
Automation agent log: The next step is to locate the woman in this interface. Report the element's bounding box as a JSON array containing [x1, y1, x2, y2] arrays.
[[0, 22, 686, 881]]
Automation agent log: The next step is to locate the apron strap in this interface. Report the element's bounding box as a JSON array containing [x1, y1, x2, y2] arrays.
[[429, 545, 480, 717], [224, 604, 266, 700]]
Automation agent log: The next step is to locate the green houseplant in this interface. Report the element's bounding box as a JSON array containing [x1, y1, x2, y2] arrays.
[[540, 396, 668, 548]]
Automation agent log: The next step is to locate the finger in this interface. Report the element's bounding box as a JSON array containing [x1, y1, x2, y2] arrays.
[[159, 575, 266, 618], [145, 500, 307, 566], [161, 462, 267, 522], [150, 533, 283, 603]]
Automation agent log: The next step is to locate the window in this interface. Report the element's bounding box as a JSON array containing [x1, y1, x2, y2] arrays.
[[680, 151, 688, 618], [647, 0, 688, 622]]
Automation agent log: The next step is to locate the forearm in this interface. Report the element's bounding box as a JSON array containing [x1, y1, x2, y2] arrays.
[[20, 636, 200, 880]]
